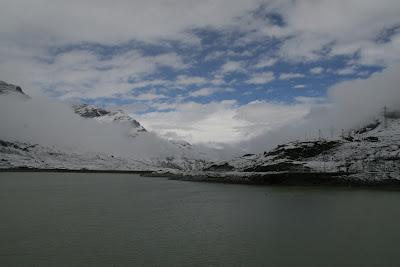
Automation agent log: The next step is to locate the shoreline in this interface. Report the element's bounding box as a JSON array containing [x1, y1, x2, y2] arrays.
[[0, 167, 154, 174], [1, 167, 400, 189], [143, 171, 400, 188]]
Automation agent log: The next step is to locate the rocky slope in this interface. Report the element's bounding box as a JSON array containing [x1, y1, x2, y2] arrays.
[[0, 81, 29, 97], [73, 104, 147, 137], [203, 115, 400, 182]]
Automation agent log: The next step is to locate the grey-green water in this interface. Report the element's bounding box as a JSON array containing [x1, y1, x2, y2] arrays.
[[0, 172, 400, 267]]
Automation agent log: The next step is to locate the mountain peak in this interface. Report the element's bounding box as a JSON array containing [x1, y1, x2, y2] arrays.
[[72, 103, 111, 118], [72, 103, 147, 136], [0, 81, 28, 97]]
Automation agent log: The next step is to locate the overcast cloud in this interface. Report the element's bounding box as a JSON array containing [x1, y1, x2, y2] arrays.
[[0, 0, 399, 147]]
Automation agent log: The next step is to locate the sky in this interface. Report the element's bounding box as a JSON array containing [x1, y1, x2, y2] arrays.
[[0, 0, 400, 145]]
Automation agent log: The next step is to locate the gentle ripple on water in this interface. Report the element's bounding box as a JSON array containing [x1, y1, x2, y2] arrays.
[[0, 172, 399, 267]]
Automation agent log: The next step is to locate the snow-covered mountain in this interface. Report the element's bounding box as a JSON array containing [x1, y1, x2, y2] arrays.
[[0, 81, 214, 171], [1, 80, 399, 183], [71, 103, 215, 169], [71, 103, 218, 170], [73, 103, 146, 137], [205, 114, 400, 181], [0, 139, 153, 171]]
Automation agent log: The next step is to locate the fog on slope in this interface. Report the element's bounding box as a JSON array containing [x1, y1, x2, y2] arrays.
[[1, 64, 399, 160], [0, 94, 209, 160], [243, 63, 400, 153]]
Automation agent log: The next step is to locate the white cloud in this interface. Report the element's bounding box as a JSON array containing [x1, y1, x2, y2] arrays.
[[0, 48, 187, 99], [238, 0, 400, 65], [220, 61, 246, 74], [310, 67, 324, 74], [128, 63, 400, 148], [246, 72, 275, 85], [294, 96, 325, 105], [138, 99, 311, 144], [254, 57, 277, 69], [176, 75, 207, 86], [279, 72, 305, 80], [1, 0, 399, 103], [204, 51, 226, 61], [243, 63, 400, 152], [327, 63, 400, 125], [189, 87, 218, 97], [336, 66, 357, 76], [358, 33, 400, 66], [134, 92, 168, 101], [0, 0, 261, 46], [129, 79, 171, 90], [1, 0, 399, 150]]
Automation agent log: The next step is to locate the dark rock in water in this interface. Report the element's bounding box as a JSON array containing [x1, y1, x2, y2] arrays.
[[204, 163, 235, 172]]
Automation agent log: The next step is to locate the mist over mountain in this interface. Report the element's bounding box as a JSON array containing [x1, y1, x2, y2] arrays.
[[240, 64, 400, 153], [1, 63, 400, 166], [0, 83, 235, 167]]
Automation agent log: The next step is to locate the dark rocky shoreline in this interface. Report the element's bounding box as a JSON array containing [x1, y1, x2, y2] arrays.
[[1, 167, 400, 189], [0, 167, 154, 175], [142, 170, 400, 188]]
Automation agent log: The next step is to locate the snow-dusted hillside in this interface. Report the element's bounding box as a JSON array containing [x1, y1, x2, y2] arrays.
[[73, 104, 146, 137], [0, 139, 153, 171], [0, 81, 215, 171], [207, 116, 400, 181], [0, 137, 213, 171], [71, 103, 218, 170], [1, 80, 399, 182]]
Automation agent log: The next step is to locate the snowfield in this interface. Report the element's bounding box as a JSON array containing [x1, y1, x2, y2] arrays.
[[0, 139, 153, 171]]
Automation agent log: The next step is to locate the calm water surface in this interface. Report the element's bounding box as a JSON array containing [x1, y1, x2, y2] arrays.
[[0, 172, 400, 267]]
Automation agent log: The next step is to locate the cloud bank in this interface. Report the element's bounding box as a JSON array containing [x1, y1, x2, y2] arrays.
[[243, 63, 400, 152], [0, 0, 399, 147], [0, 63, 399, 160], [0, 94, 216, 159]]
